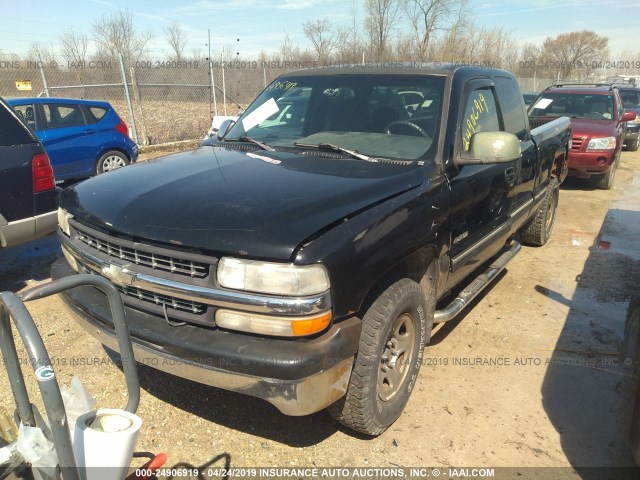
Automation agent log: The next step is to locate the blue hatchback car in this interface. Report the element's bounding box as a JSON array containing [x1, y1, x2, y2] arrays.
[[7, 97, 138, 180]]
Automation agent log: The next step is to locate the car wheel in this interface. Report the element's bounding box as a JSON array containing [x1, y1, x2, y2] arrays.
[[593, 155, 618, 190], [97, 150, 129, 175], [327, 276, 433, 436], [628, 136, 640, 152], [521, 178, 559, 246]]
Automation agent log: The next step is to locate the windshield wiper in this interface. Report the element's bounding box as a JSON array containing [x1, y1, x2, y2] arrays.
[[294, 142, 378, 162], [226, 136, 275, 151]]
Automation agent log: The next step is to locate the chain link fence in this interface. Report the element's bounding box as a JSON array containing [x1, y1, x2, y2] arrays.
[[0, 56, 295, 146], [0, 56, 604, 146]]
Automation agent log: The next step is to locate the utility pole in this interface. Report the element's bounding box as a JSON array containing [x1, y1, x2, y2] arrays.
[[208, 29, 218, 117]]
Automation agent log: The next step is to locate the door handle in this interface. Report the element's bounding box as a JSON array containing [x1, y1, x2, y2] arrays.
[[84, 129, 96, 135], [505, 167, 516, 184]]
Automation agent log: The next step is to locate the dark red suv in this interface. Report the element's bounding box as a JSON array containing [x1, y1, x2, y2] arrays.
[[528, 84, 636, 189]]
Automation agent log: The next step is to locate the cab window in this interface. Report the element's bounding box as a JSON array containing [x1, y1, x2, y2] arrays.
[[461, 88, 500, 151]]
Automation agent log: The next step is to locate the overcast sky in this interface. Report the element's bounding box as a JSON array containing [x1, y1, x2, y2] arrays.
[[0, 0, 637, 58]]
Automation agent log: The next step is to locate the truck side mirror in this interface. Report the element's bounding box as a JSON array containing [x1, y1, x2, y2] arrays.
[[217, 119, 235, 140], [458, 132, 521, 166]]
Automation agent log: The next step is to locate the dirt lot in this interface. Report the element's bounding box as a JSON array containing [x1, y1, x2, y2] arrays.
[[1, 145, 640, 478]]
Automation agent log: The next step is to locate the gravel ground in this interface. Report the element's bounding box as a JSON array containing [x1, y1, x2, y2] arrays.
[[1, 146, 640, 478]]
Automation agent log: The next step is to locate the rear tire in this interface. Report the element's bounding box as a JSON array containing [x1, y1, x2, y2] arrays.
[[521, 178, 559, 246], [327, 277, 434, 436], [97, 150, 129, 175]]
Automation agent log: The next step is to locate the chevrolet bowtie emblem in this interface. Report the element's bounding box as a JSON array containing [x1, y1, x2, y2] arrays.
[[101, 263, 136, 286]]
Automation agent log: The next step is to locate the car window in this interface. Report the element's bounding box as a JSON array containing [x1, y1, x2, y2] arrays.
[[529, 92, 614, 120], [495, 76, 527, 140], [89, 107, 108, 121], [224, 74, 446, 161], [42, 103, 86, 129], [461, 88, 500, 151], [620, 90, 640, 108], [12, 104, 37, 130], [0, 103, 34, 146]]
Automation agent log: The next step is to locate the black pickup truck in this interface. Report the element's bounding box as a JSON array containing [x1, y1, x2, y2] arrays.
[[53, 65, 570, 435]]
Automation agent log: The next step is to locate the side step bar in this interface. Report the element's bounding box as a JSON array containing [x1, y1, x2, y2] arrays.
[[434, 240, 522, 324]]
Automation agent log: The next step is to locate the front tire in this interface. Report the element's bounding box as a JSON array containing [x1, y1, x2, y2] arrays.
[[97, 150, 129, 175], [626, 136, 640, 152], [521, 177, 559, 246], [327, 277, 433, 436]]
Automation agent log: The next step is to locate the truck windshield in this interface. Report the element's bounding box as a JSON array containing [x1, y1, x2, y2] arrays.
[[529, 92, 615, 120], [224, 74, 446, 161]]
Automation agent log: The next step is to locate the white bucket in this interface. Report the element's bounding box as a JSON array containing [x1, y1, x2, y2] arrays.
[[73, 409, 142, 480]]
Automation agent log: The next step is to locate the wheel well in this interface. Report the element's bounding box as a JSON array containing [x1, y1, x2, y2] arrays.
[[358, 246, 439, 317], [551, 146, 568, 181], [97, 147, 130, 163]]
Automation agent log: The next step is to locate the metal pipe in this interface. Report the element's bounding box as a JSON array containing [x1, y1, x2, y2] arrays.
[[20, 274, 140, 414], [48, 83, 124, 89], [0, 305, 36, 427], [0, 292, 79, 475], [37, 54, 50, 97], [118, 54, 139, 144]]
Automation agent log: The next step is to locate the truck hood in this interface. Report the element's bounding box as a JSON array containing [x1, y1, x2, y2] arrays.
[[569, 118, 616, 138], [59, 146, 424, 261]]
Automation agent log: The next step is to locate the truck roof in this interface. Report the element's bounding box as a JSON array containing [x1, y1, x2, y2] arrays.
[[285, 62, 514, 79]]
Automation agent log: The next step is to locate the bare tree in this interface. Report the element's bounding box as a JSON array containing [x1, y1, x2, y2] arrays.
[[335, 0, 364, 63], [364, 0, 401, 61], [542, 30, 608, 80], [279, 31, 301, 61], [92, 8, 153, 65], [25, 42, 57, 65], [402, 0, 468, 60], [164, 22, 187, 60], [59, 30, 89, 67], [303, 18, 335, 62], [434, 5, 469, 60]]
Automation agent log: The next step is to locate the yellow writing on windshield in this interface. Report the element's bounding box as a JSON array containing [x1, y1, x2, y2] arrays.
[[267, 81, 298, 92]]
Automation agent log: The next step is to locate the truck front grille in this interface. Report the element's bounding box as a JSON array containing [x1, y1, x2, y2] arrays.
[[117, 285, 207, 315], [76, 227, 209, 279]]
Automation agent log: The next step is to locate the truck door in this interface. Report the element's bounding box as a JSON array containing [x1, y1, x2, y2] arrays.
[[446, 80, 516, 287], [494, 75, 537, 232]]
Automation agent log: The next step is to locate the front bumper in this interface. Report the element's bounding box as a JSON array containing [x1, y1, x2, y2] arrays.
[[0, 210, 58, 248], [52, 257, 360, 415], [567, 150, 616, 178]]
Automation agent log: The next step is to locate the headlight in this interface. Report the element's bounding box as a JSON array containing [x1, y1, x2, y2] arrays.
[[217, 257, 330, 296], [586, 137, 616, 150], [57, 208, 73, 236]]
